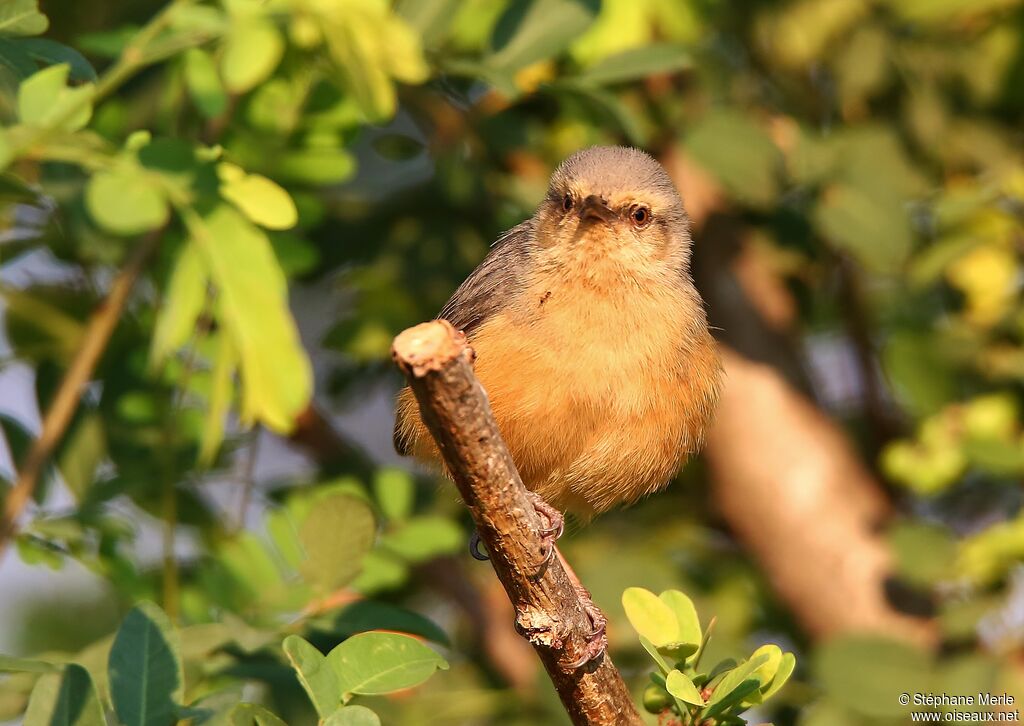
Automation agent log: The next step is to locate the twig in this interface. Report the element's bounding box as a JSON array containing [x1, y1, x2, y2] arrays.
[[0, 234, 160, 560], [392, 320, 642, 726]]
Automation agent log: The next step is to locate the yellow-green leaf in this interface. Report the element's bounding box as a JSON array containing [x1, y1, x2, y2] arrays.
[[184, 202, 312, 433], [219, 164, 298, 230], [221, 18, 283, 93], [150, 241, 208, 364], [621, 587, 679, 647]]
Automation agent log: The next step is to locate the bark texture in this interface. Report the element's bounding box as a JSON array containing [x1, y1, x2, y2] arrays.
[[392, 320, 642, 726]]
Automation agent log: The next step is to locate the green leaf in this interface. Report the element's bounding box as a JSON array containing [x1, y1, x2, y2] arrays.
[[198, 333, 236, 467], [327, 600, 450, 646], [489, 0, 599, 72], [760, 652, 796, 702], [622, 587, 679, 647], [220, 18, 283, 93], [638, 635, 673, 674], [19, 38, 96, 80], [219, 164, 297, 230], [665, 669, 705, 706], [395, 0, 460, 45], [108, 601, 184, 726], [184, 47, 227, 118], [230, 703, 287, 726], [743, 644, 783, 704], [379, 516, 462, 563], [323, 705, 381, 726], [184, 202, 312, 432], [57, 413, 104, 501], [299, 493, 376, 592], [328, 632, 449, 701], [150, 241, 208, 364], [277, 147, 356, 185], [705, 654, 769, 710], [815, 635, 931, 718], [0, 0, 47, 36], [658, 590, 702, 647], [814, 183, 914, 274], [85, 167, 169, 236], [17, 63, 93, 131], [687, 110, 780, 207], [575, 43, 692, 85], [24, 664, 105, 726], [282, 636, 341, 719], [372, 467, 415, 522], [0, 654, 59, 673]]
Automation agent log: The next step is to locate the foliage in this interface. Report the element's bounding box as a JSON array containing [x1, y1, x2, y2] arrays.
[[624, 587, 795, 725], [2, 0, 1024, 724], [2, 600, 447, 725]]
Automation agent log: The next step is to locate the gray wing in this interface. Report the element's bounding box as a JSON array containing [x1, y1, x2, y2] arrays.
[[393, 220, 532, 455], [436, 220, 532, 336]]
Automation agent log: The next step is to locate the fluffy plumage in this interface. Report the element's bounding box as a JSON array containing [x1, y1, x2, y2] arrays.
[[394, 146, 722, 518]]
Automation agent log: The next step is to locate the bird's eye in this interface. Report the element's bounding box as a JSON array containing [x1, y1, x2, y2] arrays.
[[561, 193, 573, 212], [631, 206, 651, 227]]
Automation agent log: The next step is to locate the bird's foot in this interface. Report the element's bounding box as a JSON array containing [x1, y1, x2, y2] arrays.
[[466, 491, 564, 571], [525, 490, 564, 574], [561, 581, 608, 670]]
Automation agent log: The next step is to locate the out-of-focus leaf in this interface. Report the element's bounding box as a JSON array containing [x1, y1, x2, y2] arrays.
[[349, 550, 409, 595], [687, 110, 780, 207], [665, 670, 704, 706], [323, 706, 381, 726], [379, 516, 462, 563], [283, 636, 340, 719], [328, 632, 449, 700], [744, 644, 784, 704], [150, 242, 208, 364], [0, 655, 59, 673], [881, 333, 958, 416], [85, 167, 169, 236], [622, 587, 680, 647], [814, 183, 913, 274], [184, 48, 226, 118], [108, 602, 183, 726], [372, 467, 414, 522], [396, 0, 460, 45], [277, 147, 356, 185], [321, 4, 428, 121], [815, 635, 930, 717], [0, 0, 47, 36], [755, 0, 867, 69], [299, 493, 376, 592], [488, 0, 599, 72], [889, 521, 956, 587], [220, 18, 283, 93], [17, 63, 93, 130], [230, 703, 287, 726], [219, 164, 298, 230], [575, 43, 691, 85], [16, 38, 95, 80], [23, 664, 105, 726], [184, 202, 312, 433], [198, 334, 236, 467], [57, 413, 104, 501], [326, 600, 450, 646]]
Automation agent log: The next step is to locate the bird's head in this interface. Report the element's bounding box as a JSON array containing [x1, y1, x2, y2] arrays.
[[532, 146, 692, 275]]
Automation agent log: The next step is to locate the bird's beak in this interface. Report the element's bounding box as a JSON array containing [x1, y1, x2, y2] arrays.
[[578, 195, 616, 224]]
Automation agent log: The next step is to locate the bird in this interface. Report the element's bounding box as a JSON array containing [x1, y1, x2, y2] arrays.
[[395, 145, 722, 513], [393, 146, 723, 664]]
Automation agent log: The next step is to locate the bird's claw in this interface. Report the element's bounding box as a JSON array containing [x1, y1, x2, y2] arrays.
[[561, 582, 608, 670], [467, 492, 564, 574], [525, 491, 564, 576]]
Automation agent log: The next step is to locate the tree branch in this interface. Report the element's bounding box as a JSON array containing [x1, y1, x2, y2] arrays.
[[0, 234, 160, 560], [392, 320, 641, 726]]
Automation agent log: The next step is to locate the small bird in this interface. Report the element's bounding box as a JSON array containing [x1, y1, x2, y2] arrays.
[[395, 146, 722, 524]]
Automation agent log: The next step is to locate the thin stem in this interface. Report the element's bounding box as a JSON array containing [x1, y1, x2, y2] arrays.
[[0, 233, 161, 559]]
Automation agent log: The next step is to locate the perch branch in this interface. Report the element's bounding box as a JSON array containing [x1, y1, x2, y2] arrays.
[[0, 234, 160, 560], [392, 320, 641, 726]]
